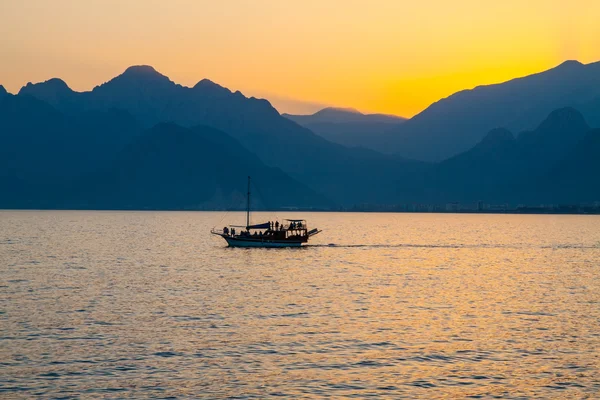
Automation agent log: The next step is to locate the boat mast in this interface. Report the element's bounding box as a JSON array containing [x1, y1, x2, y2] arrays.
[[246, 176, 251, 229]]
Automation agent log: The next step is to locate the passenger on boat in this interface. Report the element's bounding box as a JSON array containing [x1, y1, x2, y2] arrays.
[[223, 227, 229, 235], [231, 228, 236, 236], [275, 221, 279, 230]]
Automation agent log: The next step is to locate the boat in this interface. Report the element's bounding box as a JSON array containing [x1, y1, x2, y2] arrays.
[[211, 177, 321, 248]]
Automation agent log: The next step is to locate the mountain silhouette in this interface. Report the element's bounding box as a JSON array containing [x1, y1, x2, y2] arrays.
[[539, 128, 600, 202], [19, 65, 280, 128], [383, 60, 600, 161], [5, 66, 600, 208], [417, 107, 593, 203], [0, 85, 7, 98], [0, 93, 144, 207], [0, 93, 332, 209], [76, 123, 333, 210], [283, 107, 406, 149], [284, 107, 406, 124], [17, 66, 424, 205], [515, 107, 590, 173], [19, 78, 83, 113]]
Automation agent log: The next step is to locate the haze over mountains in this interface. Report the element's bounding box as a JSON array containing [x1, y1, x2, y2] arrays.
[[284, 107, 405, 124], [283, 107, 406, 148], [286, 61, 600, 162], [1, 61, 599, 210]]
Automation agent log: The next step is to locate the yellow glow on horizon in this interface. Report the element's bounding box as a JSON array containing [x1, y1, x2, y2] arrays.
[[1, 0, 599, 116]]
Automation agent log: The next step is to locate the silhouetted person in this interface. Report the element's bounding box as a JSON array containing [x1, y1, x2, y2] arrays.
[[275, 221, 279, 230]]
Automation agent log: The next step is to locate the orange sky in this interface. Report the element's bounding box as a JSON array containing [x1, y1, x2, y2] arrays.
[[1, 0, 599, 116]]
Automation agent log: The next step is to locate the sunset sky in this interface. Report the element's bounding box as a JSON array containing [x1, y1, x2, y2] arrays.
[[1, 0, 599, 116]]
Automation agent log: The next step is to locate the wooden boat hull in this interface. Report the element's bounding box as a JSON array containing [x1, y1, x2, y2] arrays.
[[211, 232, 305, 248], [223, 235, 304, 248]]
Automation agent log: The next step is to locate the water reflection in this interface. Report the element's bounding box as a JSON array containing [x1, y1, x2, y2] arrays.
[[1, 211, 599, 398]]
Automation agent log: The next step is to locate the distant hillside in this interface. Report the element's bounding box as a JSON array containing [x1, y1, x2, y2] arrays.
[[0, 85, 7, 98], [539, 128, 600, 202], [382, 60, 600, 161], [283, 107, 406, 149], [0, 93, 331, 209], [76, 123, 333, 210], [577, 96, 600, 128], [284, 107, 406, 124], [0, 93, 141, 184], [416, 107, 594, 203]]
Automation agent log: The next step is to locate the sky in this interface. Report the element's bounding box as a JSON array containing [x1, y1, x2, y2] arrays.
[[1, 0, 599, 117]]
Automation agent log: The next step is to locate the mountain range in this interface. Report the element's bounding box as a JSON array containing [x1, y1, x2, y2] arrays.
[[285, 61, 598, 162], [283, 107, 406, 148], [385, 60, 600, 161], [1, 62, 599, 210], [0, 90, 333, 209], [15, 66, 424, 205]]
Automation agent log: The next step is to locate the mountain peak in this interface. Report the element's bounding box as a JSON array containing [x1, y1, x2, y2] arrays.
[[321, 107, 361, 114], [194, 78, 223, 89], [122, 65, 163, 77], [539, 107, 587, 129], [18, 78, 74, 98], [192, 79, 231, 96], [516, 107, 591, 163], [481, 128, 515, 144], [472, 128, 516, 153], [0, 85, 7, 97], [547, 60, 586, 75], [22, 77, 71, 91], [112, 65, 172, 84], [93, 65, 174, 93], [557, 60, 584, 69]]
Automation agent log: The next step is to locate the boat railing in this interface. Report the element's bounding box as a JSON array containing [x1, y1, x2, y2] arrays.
[[215, 222, 309, 237]]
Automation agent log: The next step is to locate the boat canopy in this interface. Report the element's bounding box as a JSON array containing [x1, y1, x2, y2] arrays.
[[285, 219, 306, 222], [247, 222, 271, 230]]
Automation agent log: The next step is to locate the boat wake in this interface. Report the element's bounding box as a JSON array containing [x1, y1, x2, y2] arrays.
[[307, 243, 600, 249]]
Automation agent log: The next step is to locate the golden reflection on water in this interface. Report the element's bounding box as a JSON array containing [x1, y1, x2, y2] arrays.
[[1, 211, 599, 398]]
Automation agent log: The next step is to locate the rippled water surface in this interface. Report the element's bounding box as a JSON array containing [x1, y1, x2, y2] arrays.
[[1, 211, 599, 398]]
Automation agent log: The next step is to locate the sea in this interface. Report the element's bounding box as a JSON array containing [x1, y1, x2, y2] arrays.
[[1, 211, 599, 398]]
